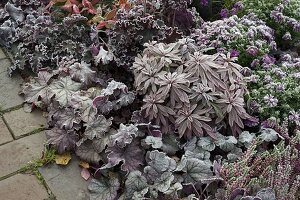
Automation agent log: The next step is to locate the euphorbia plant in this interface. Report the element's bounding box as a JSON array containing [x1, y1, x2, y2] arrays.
[[132, 39, 255, 138]]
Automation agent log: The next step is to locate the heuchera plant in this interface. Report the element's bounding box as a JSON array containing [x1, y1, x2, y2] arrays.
[[100, 0, 200, 68], [0, 1, 92, 74]]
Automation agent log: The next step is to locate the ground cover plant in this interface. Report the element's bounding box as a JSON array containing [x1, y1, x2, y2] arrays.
[[0, 0, 300, 199]]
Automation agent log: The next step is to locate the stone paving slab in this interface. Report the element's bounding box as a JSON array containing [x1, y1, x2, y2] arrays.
[[0, 173, 48, 200], [0, 59, 24, 110], [3, 108, 47, 138], [0, 48, 6, 59], [0, 132, 46, 178], [39, 156, 89, 200], [0, 117, 13, 145]]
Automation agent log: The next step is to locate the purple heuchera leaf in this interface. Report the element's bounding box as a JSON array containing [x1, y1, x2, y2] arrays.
[[114, 91, 135, 110], [92, 129, 117, 153], [92, 95, 113, 114], [104, 138, 144, 173], [109, 124, 139, 148], [94, 46, 114, 65], [92, 80, 135, 114], [161, 134, 180, 155], [77, 115, 113, 146], [5, 2, 24, 22], [68, 61, 96, 85], [55, 107, 81, 130], [71, 93, 97, 123], [76, 140, 101, 164], [21, 70, 54, 107], [144, 136, 163, 149], [84, 115, 112, 140], [154, 172, 175, 193], [101, 80, 127, 96], [146, 150, 177, 173], [45, 126, 79, 154], [0, 22, 15, 47]]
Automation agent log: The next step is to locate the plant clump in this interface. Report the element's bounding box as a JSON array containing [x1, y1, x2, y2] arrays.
[[0, 0, 300, 199], [133, 39, 254, 138]]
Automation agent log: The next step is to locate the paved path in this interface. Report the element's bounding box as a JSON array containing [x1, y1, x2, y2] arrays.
[[0, 48, 89, 200]]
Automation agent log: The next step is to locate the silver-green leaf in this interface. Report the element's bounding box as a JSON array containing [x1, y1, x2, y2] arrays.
[[197, 137, 215, 151], [88, 177, 120, 200]]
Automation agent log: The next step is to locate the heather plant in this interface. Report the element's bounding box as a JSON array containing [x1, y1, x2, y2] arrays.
[[132, 38, 254, 139], [218, 133, 300, 200], [247, 52, 300, 134], [190, 13, 276, 67], [240, 0, 300, 30], [224, 0, 300, 49]]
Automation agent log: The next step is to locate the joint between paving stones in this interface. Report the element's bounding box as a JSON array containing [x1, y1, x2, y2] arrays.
[[1, 112, 46, 142], [0, 104, 23, 115], [1, 116, 16, 140], [34, 171, 56, 198], [18, 127, 47, 139], [0, 170, 56, 199], [0, 171, 19, 182], [0, 127, 47, 145]]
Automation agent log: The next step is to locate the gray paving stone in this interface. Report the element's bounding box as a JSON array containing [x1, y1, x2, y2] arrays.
[[3, 108, 47, 138], [0, 59, 24, 110], [0, 173, 48, 200], [0, 132, 46, 177], [0, 118, 13, 145], [0, 48, 6, 59], [39, 156, 89, 200]]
